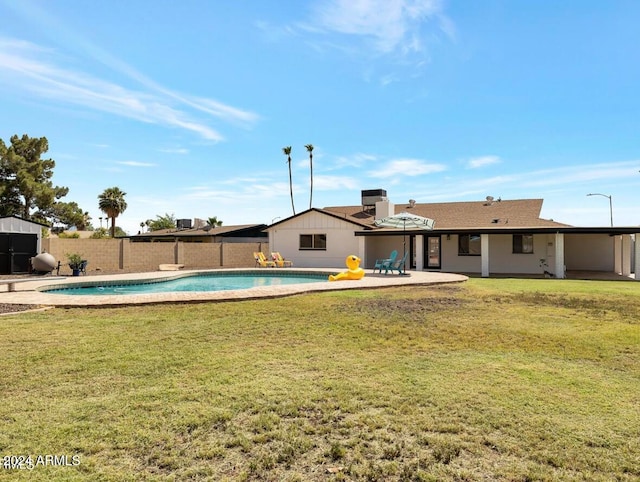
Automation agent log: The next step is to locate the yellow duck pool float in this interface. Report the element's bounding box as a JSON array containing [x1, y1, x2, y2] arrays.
[[329, 255, 365, 281]]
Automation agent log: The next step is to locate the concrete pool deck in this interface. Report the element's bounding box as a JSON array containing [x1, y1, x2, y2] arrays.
[[0, 269, 468, 307]]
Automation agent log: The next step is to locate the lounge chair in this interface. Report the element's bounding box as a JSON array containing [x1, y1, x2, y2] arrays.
[[254, 252, 276, 268], [373, 250, 397, 273], [387, 251, 409, 275], [271, 252, 293, 267]]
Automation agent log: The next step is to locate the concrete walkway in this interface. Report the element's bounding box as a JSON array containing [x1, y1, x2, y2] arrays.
[[0, 269, 469, 307]]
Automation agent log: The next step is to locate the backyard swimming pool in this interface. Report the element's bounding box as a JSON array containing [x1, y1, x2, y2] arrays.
[[42, 272, 329, 295]]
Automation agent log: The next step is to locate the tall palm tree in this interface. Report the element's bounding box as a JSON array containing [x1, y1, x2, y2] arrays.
[[305, 144, 314, 209], [98, 186, 127, 238], [282, 146, 295, 215]]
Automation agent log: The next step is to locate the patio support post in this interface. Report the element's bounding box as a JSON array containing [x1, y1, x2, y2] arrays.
[[614, 235, 622, 274], [621, 235, 631, 277], [481, 233, 490, 277], [415, 235, 424, 270], [634, 233, 640, 280], [357, 235, 366, 268], [554, 232, 565, 279]]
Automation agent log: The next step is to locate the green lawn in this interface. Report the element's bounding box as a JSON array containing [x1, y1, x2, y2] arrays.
[[1, 278, 639, 481]]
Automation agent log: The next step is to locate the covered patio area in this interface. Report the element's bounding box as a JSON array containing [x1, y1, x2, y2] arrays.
[[358, 228, 639, 280]]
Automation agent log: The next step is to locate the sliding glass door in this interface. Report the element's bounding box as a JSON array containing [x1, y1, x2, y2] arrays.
[[425, 236, 441, 269]]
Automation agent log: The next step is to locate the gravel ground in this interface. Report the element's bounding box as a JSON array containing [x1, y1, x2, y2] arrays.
[[0, 303, 39, 315]]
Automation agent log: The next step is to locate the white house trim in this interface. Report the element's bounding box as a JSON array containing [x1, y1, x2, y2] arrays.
[[614, 236, 622, 274], [635, 235, 640, 278], [621, 235, 632, 277], [554, 232, 565, 279], [481, 233, 490, 277]]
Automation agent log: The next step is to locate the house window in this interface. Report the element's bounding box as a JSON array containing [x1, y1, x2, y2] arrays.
[[513, 234, 534, 254], [458, 234, 481, 256], [299, 234, 326, 250]]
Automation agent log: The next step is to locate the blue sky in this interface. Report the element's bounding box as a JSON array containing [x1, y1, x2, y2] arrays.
[[1, 0, 639, 234]]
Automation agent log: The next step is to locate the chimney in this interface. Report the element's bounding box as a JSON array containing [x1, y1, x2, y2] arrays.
[[375, 200, 394, 220]]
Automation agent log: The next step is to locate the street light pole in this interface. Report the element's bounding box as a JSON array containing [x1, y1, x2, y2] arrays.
[[587, 193, 613, 227]]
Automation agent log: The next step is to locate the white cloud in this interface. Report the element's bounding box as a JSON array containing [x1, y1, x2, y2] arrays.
[[116, 161, 156, 167], [467, 155, 501, 169], [328, 153, 378, 170], [158, 147, 189, 155], [0, 36, 258, 141], [368, 158, 447, 178], [312, 0, 446, 54], [219, 176, 277, 186], [313, 175, 359, 190], [520, 162, 640, 188], [254, 20, 302, 43], [412, 160, 640, 204], [184, 180, 290, 203], [181, 96, 260, 126]]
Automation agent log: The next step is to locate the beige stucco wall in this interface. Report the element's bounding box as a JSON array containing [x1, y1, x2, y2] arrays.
[[440, 235, 481, 273], [268, 211, 361, 268], [484, 234, 549, 274], [365, 233, 543, 273], [365, 235, 411, 269], [439, 234, 559, 275], [564, 233, 615, 271], [42, 238, 268, 274]]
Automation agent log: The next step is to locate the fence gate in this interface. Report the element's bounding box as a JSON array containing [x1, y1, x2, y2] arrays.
[[0, 233, 38, 274]]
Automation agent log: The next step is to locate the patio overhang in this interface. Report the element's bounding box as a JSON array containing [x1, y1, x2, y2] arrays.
[[355, 226, 640, 236]]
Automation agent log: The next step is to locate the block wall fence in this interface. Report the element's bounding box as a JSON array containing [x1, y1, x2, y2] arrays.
[[42, 238, 269, 275]]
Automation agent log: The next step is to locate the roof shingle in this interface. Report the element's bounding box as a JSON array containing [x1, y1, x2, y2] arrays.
[[323, 199, 570, 230]]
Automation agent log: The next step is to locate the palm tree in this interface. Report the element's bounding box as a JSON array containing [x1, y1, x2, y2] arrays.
[[207, 216, 223, 228], [148, 212, 177, 231], [98, 187, 127, 238], [282, 146, 295, 215], [305, 144, 314, 209]]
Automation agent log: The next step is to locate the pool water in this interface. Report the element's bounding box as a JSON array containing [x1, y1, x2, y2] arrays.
[[44, 272, 328, 295]]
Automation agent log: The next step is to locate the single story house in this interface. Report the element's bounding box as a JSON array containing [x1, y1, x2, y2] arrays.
[[266, 190, 640, 279], [0, 215, 48, 274], [131, 223, 268, 243]]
